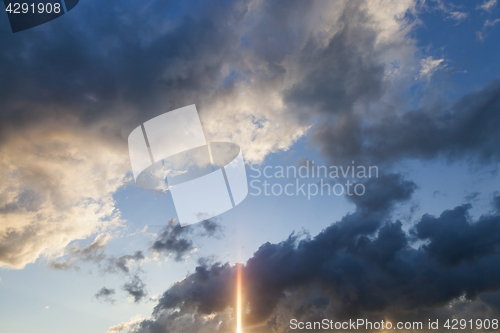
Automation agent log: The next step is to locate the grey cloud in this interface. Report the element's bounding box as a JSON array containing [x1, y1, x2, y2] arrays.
[[413, 204, 500, 266], [312, 79, 500, 165], [284, 2, 385, 116], [94, 287, 116, 304], [494, 193, 500, 212], [198, 219, 224, 238], [47, 260, 77, 271], [151, 220, 194, 262], [134, 175, 500, 332], [0, 0, 423, 268], [105, 251, 145, 275], [0, 0, 248, 132], [47, 236, 107, 271], [465, 191, 481, 202], [123, 275, 148, 303], [346, 173, 417, 216], [49, 238, 145, 277], [151, 218, 224, 262]]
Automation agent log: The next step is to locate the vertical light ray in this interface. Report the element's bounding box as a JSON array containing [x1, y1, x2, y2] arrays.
[[236, 263, 243, 333]]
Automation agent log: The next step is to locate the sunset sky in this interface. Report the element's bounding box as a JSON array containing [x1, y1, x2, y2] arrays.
[[1, 1, 500, 332]]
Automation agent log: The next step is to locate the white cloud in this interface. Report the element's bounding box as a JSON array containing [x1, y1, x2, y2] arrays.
[[479, 0, 498, 11], [448, 11, 468, 21], [418, 56, 445, 79], [0, 118, 129, 269], [105, 315, 144, 333], [485, 18, 500, 27]]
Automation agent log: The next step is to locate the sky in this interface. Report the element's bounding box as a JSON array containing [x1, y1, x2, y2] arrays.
[[1, 0, 500, 332]]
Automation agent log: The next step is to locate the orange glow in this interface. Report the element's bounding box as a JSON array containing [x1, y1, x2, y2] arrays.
[[236, 264, 243, 333]]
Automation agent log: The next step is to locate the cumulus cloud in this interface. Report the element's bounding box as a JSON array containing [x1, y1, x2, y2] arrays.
[[0, 0, 420, 269], [311, 79, 500, 166], [106, 315, 144, 333], [129, 176, 500, 333], [0, 121, 128, 269]]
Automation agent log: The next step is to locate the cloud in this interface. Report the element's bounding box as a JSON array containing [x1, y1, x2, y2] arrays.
[[418, 56, 445, 79], [48, 235, 109, 270], [0, 120, 128, 269], [123, 275, 148, 303], [0, 0, 415, 268], [150, 219, 195, 262], [47, 234, 147, 276], [0, 0, 420, 161], [94, 287, 116, 304], [485, 18, 500, 27], [103, 251, 145, 274], [151, 218, 223, 262], [479, 0, 498, 11], [494, 194, 500, 212], [311, 78, 500, 166], [465, 192, 481, 202], [105, 315, 144, 333], [413, 204, 500, 266], [448, 11, 468, 21], [0, 0, 419, 269], [128, 174, 500, 333]]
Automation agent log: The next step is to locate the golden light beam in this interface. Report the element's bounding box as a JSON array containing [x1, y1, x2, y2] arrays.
[[236, 263, 243, 333]]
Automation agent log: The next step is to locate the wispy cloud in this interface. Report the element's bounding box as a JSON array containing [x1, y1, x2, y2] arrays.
[[448, 11, 468, 21], [479, 0, 498, 11], [94, 287, 116, 304], [418, 56, 445, 79], [485, 18, 500, 27]]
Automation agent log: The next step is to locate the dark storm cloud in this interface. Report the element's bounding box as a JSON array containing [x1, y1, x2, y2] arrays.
[[94, 287, 116, 304], [134, 174, 500, 332], [0, 0, 395, 142], [123, 274, 148, 303], [151, 218, 224, 262], [0, 0, 248, 134], [347, 173, 417, 216], [283, 2, 385, 116], [312, 79, 500, 165], [494, 193, 500, 212], [413, 204, 500, 266]]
